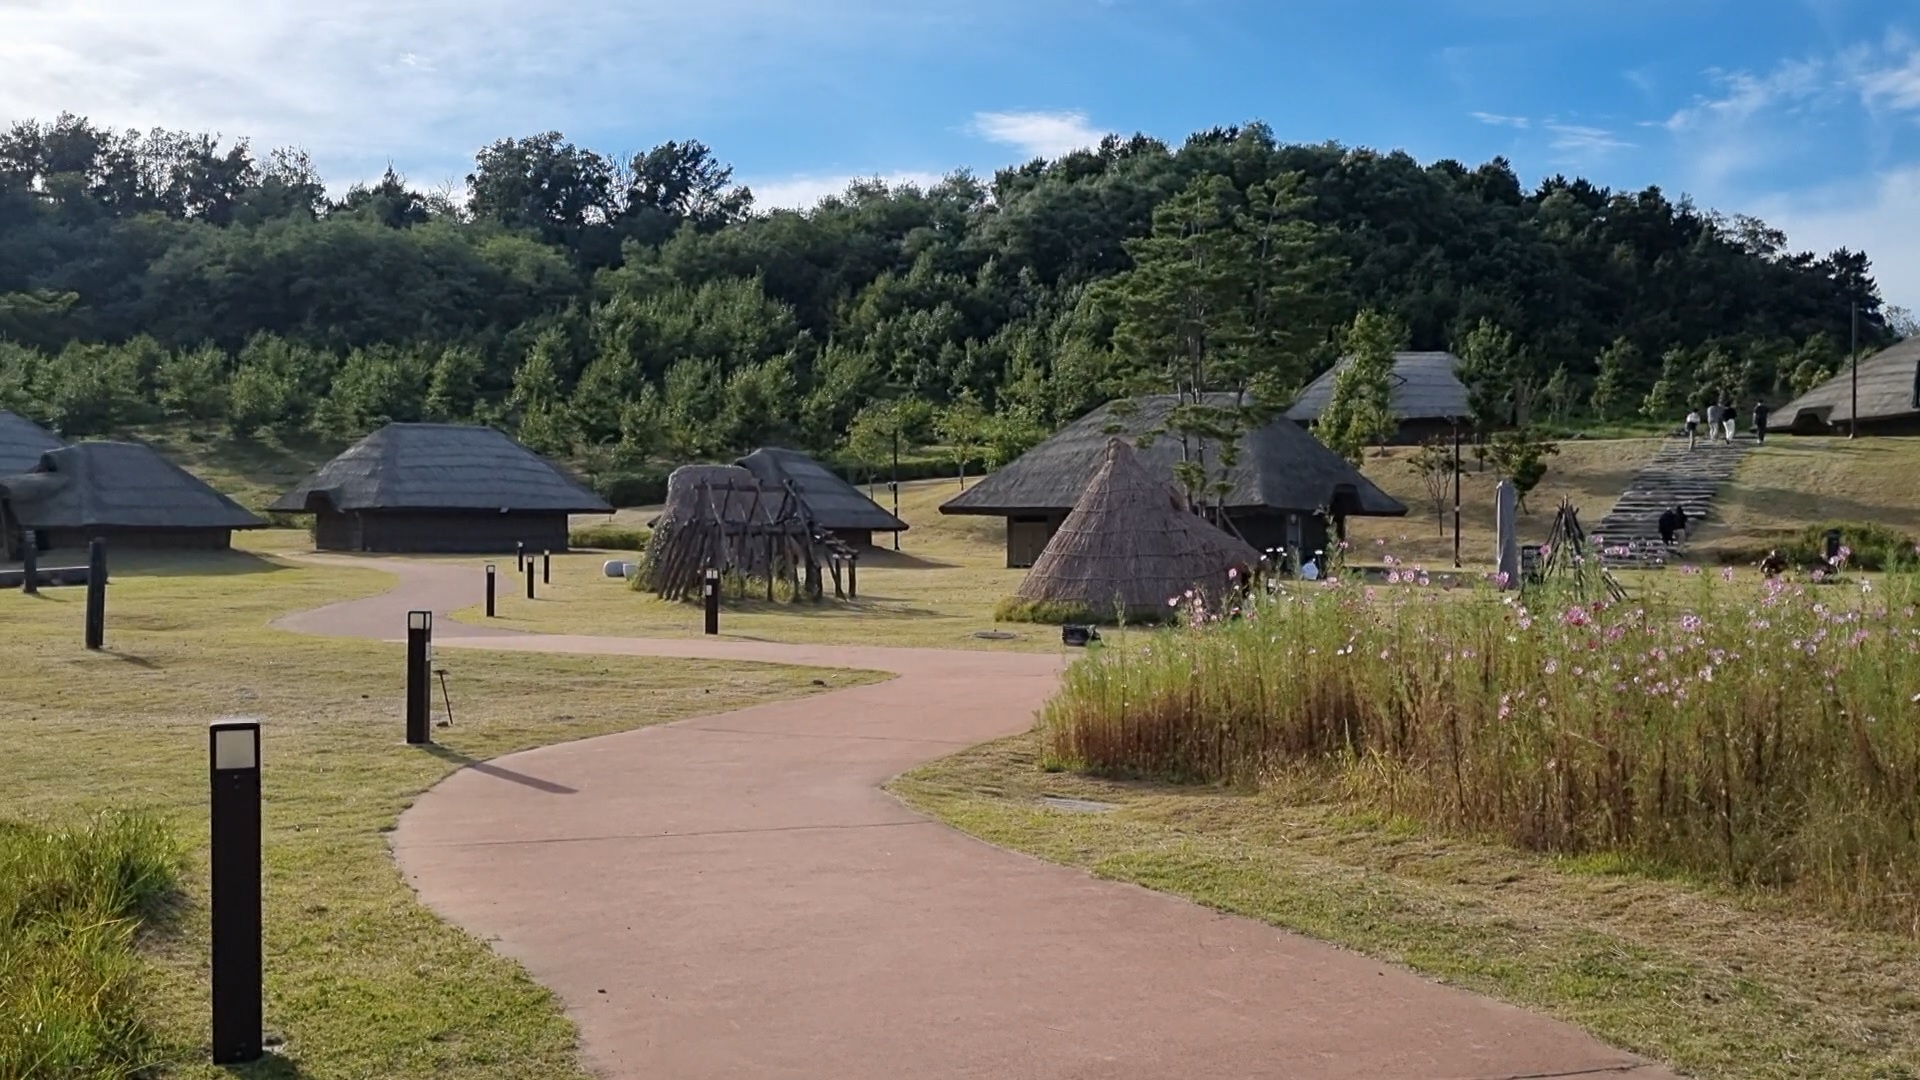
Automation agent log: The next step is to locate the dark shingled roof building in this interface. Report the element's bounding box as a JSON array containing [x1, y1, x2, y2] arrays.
[[0, 410, 64, 476], [734, 446, 907, 547], [271, 423, 612, 553], [1286, 350, 1471, 442], [1, 441, 264, 558], [941, 394, 1405, 568], [1779, 338, 1920, 434]]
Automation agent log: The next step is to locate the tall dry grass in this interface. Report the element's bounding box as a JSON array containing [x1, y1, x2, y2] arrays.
[[1043, 562, 1920, 932], [1, 811, 183, 1079]]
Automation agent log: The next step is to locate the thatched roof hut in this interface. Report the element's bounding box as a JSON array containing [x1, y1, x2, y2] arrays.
[[1015, 439, 1260, 620], [270, 423, 611, 553], [942, 393, 1403, 567], [0, 410, 63, 475], [1, 441, 264, 556], [1286, 351, 1471, 441], [1779, 339, 1920, 433], [735, 447, 905, 546]]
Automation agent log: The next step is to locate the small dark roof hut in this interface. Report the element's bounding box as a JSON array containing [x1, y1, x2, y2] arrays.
[[1015, 439, 1260, 620], [271, 423, 611, 553], [734, 447, 906, 546], [942, 393, 1404, 567], [641, 464, 855, 602], [1286, 351, 1471, 440], [0, 441, 264, 556], [1779, 338, 1920, 433], [0, 410, 64, 475]]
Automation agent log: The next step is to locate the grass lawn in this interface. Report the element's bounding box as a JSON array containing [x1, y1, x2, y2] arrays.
[[3, 539, 872, 1079], [1696, 436, 1920, 560], [892, 735, 1920, 1080], [469, 477, 1064, 651]]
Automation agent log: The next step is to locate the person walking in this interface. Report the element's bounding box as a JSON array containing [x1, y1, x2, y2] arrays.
[[1705, 401, 1724, 443], [1720, 398, 1736, 442], [1752, 399, 1770, 444], [1684, 407, 1702, 449]]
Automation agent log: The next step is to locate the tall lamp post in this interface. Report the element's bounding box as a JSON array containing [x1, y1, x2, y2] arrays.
[[1451, 420, 1462, 569], [1850, 299, 1859, 440]]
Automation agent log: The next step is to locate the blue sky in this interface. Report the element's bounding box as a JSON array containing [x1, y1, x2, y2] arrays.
[[3, 0, 1917, 308]]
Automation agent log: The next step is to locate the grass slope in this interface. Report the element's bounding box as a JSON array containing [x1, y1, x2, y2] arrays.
[[3, 541, 871, 1079]]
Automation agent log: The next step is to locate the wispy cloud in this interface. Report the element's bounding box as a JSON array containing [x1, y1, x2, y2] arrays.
[[747, 170, 949, 210], [0, 0, 967, 184], [967, 109, 1106, 159], [1856, 39, 1920, 113], [1470, 111, 1530, 129], [1756, 164, 1920, 309], [1545, 122, 1631, 161]]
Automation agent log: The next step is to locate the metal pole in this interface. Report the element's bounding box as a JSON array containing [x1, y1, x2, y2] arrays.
[[84, 537, 106, 650], [405, 611, 432, 745], [525, 559, 535, 600], [1850, 301, 1859, 439], [208, 719, 263, 1065], [1448, 423, 1463, 548], [21, 530, 35, 595], [485, 564, 496, 618], [891, 425, 900, 551], [516, 541, 525, 571], [543, 550, 551, 585], [703, 567, 720, 635]]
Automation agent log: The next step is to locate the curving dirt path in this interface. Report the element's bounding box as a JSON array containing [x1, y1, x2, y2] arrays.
[[282, 557, 1678, 1079]]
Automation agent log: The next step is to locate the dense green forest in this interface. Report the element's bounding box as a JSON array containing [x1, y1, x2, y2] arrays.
[[0, 112, 1897, 497]]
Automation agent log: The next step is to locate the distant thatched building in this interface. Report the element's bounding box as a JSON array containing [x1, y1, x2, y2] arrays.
[[1014, 439, 1260, 620], [1286, 351, 1471, 442], [271, 423, 611, 553], [941, 394, 1405, 568], [0, 411, 63, 475], [0, 442, 264, 557], [1779, 339, 1920, 434], [735, 447, 906, 547]]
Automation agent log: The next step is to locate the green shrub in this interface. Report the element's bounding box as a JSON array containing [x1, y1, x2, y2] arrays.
[[993, 596, 1172, 626], [570, 524, 650, 551], [589, 466, 671, 507], [0, 810, 183, 1079], [1775, 521, 1920, 572]]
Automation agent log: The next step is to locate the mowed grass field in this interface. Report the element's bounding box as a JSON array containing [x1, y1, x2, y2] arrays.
[[2, 538, 870, 1079]]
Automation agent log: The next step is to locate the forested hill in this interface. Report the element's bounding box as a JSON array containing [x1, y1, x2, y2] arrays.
[[0, 113, 1896, 488]]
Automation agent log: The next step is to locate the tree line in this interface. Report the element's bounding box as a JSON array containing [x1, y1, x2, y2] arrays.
[[0, 111, 1899, 497]]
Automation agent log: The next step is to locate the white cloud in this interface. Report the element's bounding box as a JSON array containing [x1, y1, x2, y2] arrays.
[[0, 0, 958, 184], [1755, 165, 1920, 312], [1855, 40, 1920, 113], [1544, 122, 1631, 162], [1470, 111, 1530, 129], [747, 170, 949, 210], [967, 109, 1105, 159]]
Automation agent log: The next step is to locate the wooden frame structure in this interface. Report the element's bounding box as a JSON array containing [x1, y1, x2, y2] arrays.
[[643, 466, 861, 603]]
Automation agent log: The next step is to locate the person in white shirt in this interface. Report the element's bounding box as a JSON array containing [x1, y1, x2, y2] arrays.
[[1684, 409, 1701, 449]]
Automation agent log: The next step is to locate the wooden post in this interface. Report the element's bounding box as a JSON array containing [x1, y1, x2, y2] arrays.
[[84, 538, 106, 650], [847, 556, 858, 600]]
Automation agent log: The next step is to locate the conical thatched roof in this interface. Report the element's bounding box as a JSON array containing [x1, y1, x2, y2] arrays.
[[1286, 351, 1470, 424], [0, 442, 264, 530], [1779, 338, 1920, 428], [735, 447, 906, 533], [271, 423, 610, 514], [1014, 439, 1261, 619], [0, 410, 63, 475], [654, 464, 789, 529], [943, 393, 1404, 518]]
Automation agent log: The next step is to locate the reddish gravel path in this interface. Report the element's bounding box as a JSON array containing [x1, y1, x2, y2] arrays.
[[282, 558, 1677, 1079]]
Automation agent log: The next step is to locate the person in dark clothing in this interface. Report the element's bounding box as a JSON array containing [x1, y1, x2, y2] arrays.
[[1752, 400, 1770, 444], [1658, 505, 1689, 546]]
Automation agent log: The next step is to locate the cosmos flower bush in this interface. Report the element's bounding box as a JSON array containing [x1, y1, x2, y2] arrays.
[[1043, 556, 1920, 930]]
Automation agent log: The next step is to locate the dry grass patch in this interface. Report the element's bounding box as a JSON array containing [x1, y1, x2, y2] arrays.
[[893, 734, 1920, 1080], [3, 547, 871, 1079]]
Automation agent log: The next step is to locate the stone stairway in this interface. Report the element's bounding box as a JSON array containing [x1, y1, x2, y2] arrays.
[[1594, 436, 1754, 567]]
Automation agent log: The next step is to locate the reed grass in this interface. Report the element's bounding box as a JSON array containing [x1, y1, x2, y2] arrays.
[[1043, 561, 1920, 932], [1, 811, 184, 1080]]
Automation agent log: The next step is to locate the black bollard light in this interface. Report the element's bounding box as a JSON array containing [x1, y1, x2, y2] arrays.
[[21, 530, 36, 595], [405, 611, 432, 745], [542, 549, 551, 585], [485, 563, 496, 618], [525, 558, 535, 600], [516, 542, 525, 572], [703, 567, 720, 635], [208, 718, 263, 1065], [84, 537, 106, 650]]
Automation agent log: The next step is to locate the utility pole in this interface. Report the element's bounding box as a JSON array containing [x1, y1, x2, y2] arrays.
[[891, 421, 900, 551], [1451, 420, 1462, 568], [1850, 300, 1859, 439]]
